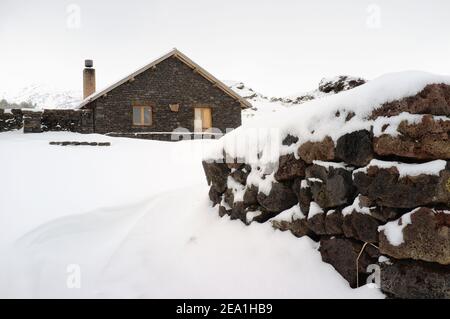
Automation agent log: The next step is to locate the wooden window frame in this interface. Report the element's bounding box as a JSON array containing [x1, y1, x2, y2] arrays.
[[132, 105, 153, 127]]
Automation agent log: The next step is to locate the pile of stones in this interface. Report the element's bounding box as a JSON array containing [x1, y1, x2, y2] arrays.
[[203, 83, 450, 298], [49, 141, 111, 146]]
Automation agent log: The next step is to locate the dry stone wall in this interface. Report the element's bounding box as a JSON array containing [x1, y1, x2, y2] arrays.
[[203, 83, 450, 298]]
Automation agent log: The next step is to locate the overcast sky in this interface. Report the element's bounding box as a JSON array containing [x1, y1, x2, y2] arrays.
[[1, 0, 450, 96]]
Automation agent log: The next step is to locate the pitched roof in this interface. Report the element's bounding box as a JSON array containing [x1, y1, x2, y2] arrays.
[[78, 48, 252, 109]]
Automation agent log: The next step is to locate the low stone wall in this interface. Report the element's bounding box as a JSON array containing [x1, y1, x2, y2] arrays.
[[0, 109, 94, 134], [41, 109, 94, 133], [0, 109, 23, 131], [202, 83, 450, 298]]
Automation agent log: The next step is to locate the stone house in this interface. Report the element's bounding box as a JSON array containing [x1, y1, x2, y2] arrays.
[[78, 48, 250, 140]]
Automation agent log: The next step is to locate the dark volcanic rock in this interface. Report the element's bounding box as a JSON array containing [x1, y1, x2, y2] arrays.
[[202, 160, 230, 193], [298, 136, 335, 164], [380, 258, 450, 299], [374, 114, 450, 160], [218, 205, 231, 217], [229, 202, 246, 223], [306, 163, 356, 209], [342, 212, 380, 243], [319, 237, 379, 288], [257, 182, 298, 213], [307, 212, 327, 235], [293, 179, 312, 215], [208, 187, 222, 206], [243, 185, 259, 207], [324, 210, 344, 235], [230, 168, 249, 185], [274, 153, 306, 182], [282, 134, 299, 146], [370, 83, 450, 119], [272, 218, 312, 238], [353, 162, 450, 208], [336, 130, 373, 167], [379, 208, 450, 265], [318, 76, 366, 94]]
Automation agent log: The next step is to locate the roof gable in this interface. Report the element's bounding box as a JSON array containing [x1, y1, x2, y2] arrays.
[[78, 48, 251, 109]]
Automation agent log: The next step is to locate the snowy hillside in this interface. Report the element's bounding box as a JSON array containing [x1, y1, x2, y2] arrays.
[[0, 84, 82, 109], [227, 76, 366, 122], [0, 131, 382, 298]]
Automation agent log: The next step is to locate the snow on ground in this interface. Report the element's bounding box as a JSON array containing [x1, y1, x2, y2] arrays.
[[0, 130, 383, 298]]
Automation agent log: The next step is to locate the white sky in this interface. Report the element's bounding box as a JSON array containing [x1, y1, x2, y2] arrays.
[[1, 0, 450, 96]]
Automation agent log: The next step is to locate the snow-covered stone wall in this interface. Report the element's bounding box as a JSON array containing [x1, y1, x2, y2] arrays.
[[202, 72, 450, 299]]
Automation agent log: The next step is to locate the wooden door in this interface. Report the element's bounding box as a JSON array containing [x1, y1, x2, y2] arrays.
[[194, 107, 212, 132]]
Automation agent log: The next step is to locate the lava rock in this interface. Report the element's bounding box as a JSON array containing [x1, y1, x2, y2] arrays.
[[318, 76, 366, 94], [271, 218, 312, 238], [374, 114, 450, 160], [307, 212, 327, 235], [379, 207, 450, 265], [243, 185, 259, 207], [298, 136, 335, 164], [218, 205, 231, 217], [370, 83, 450, 119], [299, 186, 313, 215], [324, 210, 344, 235], [353, 163, 450, 208], [342, 212, 380, 243], [257, 182, 298, 213], [202, 160, 230, 193], [336, 130, 373, 167], [380, 258, 450, 299], [230, 168, 249, 185], [319, 237, 379, 288], [306, 163, 356, 209], [229, 202, 246, 223], [274, 153, 306, 182], [208, 187, 222, 206]]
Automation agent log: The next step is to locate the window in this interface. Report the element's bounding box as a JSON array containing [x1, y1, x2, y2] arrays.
[[133, 106, 152, 126], [194, 107, 212, 132]]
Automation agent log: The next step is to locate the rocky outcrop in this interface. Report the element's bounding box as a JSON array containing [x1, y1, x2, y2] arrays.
[[379, 208, 450, 265], [318, 76, 366, 94]]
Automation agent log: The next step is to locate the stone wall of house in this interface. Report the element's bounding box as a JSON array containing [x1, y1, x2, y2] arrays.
[[202, 83, 450, 299], [0, 109, 23, 131], [85, 56, 242, 139]]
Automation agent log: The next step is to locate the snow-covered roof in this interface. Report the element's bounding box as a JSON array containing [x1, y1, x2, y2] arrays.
[[78, 48, 252, 109]]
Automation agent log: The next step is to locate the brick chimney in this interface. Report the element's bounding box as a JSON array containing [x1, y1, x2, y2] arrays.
[[83, 59, 96, 99]]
